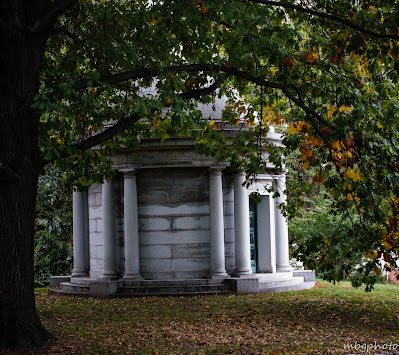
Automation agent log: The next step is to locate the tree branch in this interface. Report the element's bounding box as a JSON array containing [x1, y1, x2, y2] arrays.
[[45, 81, 221, 164], [30, 0, 78, 33], [247, 0, 399, 40], [72, 64, 216, 92], [64, 62, 327, 127], [77, 114, 140, 153], [52, 25, 81, 42], [220, 66, 329, 127], [179, 81, 219, 100]]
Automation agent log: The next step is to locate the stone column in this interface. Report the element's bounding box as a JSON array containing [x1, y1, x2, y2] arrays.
[[72, 190, 89, 277], [122, 171, 142, 279], [84, 191, 90, 272], [274, 173, 292, 272], [233, 171, 252, 276], [102, 179, 119, 279], [257, 195, 276, 273], [209, 167, 228, 277]]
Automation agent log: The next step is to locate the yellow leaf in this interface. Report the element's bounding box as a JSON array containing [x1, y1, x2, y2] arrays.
[[303, 47, 319, 64], [382, 241, 393, 251], [346, 193, 353, 201], [368, 5, 377, 13], [346, 169, 363, 182], [283, 56, 297, 68], [287, 121, 308, 135], [377, 121, 383, 129], [331, 141, 342, 151], [327, 105, 336, 119], [338, 106, 350, 113], [305, 135, 322, 147], [323, 236, 331, 247], [343, 181, 352, 191], [365, 249, 378, 260]]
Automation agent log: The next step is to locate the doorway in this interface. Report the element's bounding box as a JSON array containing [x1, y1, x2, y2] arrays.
[[249, 198, 258, 273]]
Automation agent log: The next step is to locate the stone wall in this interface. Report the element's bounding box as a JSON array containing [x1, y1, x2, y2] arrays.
[[87, 167, 236, 279]]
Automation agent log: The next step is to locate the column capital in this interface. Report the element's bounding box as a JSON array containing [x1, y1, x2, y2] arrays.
[[208, 165, 224, 174], [121, 169, 137, 178], [272, 169, 288, 179]]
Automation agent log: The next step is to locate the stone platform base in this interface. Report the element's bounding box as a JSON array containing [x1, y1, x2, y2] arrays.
[[49, 270, 315, 298]]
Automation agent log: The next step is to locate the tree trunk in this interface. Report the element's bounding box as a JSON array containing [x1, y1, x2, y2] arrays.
[[0, 1, 52, 351], [0, 138, 51, 352]]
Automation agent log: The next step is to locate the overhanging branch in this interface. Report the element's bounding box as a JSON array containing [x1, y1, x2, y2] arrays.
[[45, 80, 220, 164], [30, 0, 78, 33], [72, 64, 217, 92], [220, 66, 329, 127], [62, 62, 327, 127], [52, 25, 81, 42], [247, 0, 399, 40]]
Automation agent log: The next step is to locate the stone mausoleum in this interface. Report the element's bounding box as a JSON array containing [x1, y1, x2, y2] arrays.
[[50, 100, 315, 297]]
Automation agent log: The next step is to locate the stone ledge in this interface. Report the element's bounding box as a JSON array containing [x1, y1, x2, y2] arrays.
[[90, 280, 124, 298], [293, 270, 316, 282], [49, 276, 71, 287]]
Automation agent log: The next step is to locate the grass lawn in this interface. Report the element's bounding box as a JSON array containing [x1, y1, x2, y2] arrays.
[[35, 281, 399, 354]]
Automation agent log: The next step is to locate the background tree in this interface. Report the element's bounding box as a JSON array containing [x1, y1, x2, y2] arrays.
[[1, 0, 398, 351], [34, 165, 73, 287]]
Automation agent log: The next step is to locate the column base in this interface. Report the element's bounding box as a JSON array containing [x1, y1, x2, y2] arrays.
[[71, 270, 89, 277], [276, 265, 292, 272], [258, 266, 276, 273], [101, 272, 119, 280], [208, 272, 229, 279], [233, 269, 252, 277]]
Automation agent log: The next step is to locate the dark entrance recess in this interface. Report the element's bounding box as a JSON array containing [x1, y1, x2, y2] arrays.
[[249, 198, 258, 273]]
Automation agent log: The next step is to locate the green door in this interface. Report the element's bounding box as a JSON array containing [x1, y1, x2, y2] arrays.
[[249, 198, 258, 274]]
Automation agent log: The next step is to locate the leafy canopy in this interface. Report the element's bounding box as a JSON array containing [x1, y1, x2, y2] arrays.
[[36, 0, 399, 288]]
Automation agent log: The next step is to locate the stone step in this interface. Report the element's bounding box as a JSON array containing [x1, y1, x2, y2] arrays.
[[116, 290, 234, 298], [59, 282, 90, 293], [123, 278, 226, 287], [118, 283, 230, 295], [70, 277, 97, 285], [256, 272, 294, 282], [49, 288, 90, 298], [258, 277, 306, 293]]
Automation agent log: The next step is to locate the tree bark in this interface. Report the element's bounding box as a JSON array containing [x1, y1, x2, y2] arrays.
[[0, 1, 52, 351]]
